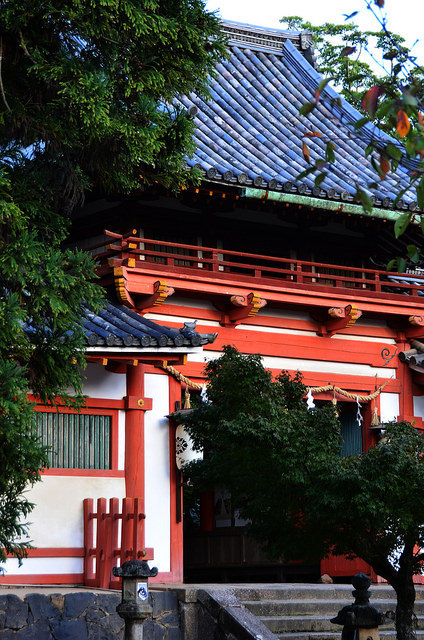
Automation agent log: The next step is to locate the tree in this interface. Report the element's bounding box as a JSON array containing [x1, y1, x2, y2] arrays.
[[282, 11, 424, 270], [0, 0, 225, 563], [182, 346, 424, 640]]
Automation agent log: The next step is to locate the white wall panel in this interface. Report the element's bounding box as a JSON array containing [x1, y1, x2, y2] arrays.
[[413, 396, 424, 419], [144, 374, 171, 574], [23, 476, 125, 548], [380, 393, 399, 422], [82, 363, 126, 399], [0, 557, 83, 576], [188, 351, 395, 378]]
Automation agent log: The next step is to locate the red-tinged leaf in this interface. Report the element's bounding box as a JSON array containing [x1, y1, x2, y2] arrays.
[[380, 155, 390, 179], [302, 141, 310, 164], [315, 89, 320, 102], [304, 131, 322, 138], [418, 112, 424, 127], [397, 110, 410, 138], [341, 46, 356, 57], [375, 0, 384, 6], [383, 50, 397, 60], [362, 86, 383, 117]]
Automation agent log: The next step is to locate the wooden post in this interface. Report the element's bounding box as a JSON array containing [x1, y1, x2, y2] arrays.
[[125, 364, 146, 498]]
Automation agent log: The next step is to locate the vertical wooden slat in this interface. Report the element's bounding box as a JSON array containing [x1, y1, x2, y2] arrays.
[[83, 498, 96, 586], [109, 497, 121, 590], [96, 497, 107, 588], [121, 497, 135, 563]]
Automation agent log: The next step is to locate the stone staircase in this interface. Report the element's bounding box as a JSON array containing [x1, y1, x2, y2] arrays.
[[231, 583, 424, 640]]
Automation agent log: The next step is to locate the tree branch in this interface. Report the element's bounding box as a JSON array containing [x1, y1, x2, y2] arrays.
[[0, 37, 11, 112]]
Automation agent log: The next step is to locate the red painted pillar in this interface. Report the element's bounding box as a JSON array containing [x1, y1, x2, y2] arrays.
[[125, 364, 146, 498], [397, 336, 414, 422]]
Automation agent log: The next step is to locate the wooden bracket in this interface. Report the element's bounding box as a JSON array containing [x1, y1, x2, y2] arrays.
[[316, 304, 362, 336], [114, 266, 136, 308], [136, 280, 175, 310], [405, 315, 424, 339], [220, 292, 267, 326]]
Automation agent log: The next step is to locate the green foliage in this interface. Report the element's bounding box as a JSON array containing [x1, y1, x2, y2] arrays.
[[0, 0, 226, 199], [0, 0, 225, 563], [184, 348, 424, 640]]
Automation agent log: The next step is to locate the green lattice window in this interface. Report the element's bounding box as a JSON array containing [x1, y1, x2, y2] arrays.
[[37, 412, 111, 469]]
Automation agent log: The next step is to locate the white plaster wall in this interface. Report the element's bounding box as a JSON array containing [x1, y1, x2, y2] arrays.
[[1, 557, 83, 576], [380, 392, 400, 422], [21, 476, 125, 548], [144, 374, 171, 574], [82, 363, 126, 399], [413, 396, 424, 420], [188, 351, 395, 379]]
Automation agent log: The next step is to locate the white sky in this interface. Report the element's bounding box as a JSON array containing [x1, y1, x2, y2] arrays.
[[205, 0, 424, 65]]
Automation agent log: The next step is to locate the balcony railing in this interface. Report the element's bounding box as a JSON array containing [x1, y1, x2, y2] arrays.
[[88, 230, 424, 301]]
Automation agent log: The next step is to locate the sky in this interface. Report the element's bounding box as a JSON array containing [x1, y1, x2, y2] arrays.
[[205, 0, 424, 66]]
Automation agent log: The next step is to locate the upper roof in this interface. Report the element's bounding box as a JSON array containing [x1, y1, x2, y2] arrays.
[[83, 301, 216, 349], [179, 21, 418, 212]]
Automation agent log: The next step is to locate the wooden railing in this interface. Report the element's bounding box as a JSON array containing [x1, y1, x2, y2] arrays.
[[83, 497, 153, 589], [88, 230, 424, 300]]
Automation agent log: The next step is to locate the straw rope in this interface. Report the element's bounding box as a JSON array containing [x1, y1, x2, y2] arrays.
[[160, 364, 204, 390], [309, 378, 391, 403], [161, 364, 392, 402]]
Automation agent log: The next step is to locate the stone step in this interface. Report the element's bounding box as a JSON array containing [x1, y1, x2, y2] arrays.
[[259, 614, 399, 634], [243, 599, 404, 617], [233, 584, 424, 602]]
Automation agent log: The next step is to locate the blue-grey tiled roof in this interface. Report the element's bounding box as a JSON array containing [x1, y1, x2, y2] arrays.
[[180, 26, 418, 210], [83, 302, 216, 349]]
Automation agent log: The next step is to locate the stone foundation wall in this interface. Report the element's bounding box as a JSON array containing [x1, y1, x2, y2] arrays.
[[0, 590, 180, 640]]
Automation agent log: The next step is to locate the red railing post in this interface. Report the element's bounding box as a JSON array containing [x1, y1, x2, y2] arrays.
[[121, 497, 135, 562], [83, 498, 95, 586], [96, 497, 107, 588]]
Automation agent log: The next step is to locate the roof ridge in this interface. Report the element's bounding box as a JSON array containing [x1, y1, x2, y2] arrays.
[[221, 19, 316, 65]]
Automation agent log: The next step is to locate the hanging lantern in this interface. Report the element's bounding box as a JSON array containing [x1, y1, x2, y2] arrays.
[[175, 423, 203, 470]]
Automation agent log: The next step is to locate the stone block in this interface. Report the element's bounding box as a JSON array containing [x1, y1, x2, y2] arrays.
[[16, 620, 52, 640], [179, 601, 197, 640], [25, 594, 61, 623], [63, 593, 96, 619], [95, 593, 120, 614], [49, 595, 64, 615], [152, 592, 178, 618], [5, 596, 28, 630], [0, 629, 15, 640], [51, 618, 88, 640]]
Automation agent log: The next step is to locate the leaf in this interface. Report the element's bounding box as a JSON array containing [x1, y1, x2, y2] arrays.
[[379, 155, 390, 179], [343, 11, 359, 20], [362, 86, 383, 118], [318, 77, 334, 93], [341, 46, 356, 57], [302, 141, 310, 163], [394, 211, 412, 238], [397, 110, 410, 138], [407, 244, 420, 263], [418, 112, 424, 127], [417, 180, 424, 210], [354, 117, 369, 130], [375, 0, 384, 6], [383, 50, 397, 60], [355, 188, 373, 215], [385, 143, 402, 161], [315, 172, 327, 187], [325, 142, 336, 163], [304, 131, 322, 138], [299, 102, 316, 116]]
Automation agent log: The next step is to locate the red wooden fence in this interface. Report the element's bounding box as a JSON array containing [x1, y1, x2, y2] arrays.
[[83, 497, 154, 589], [87, 230, 424, 301]]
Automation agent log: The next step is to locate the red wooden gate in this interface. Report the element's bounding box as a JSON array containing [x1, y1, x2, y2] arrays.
[[83, 497, 154, 589]]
